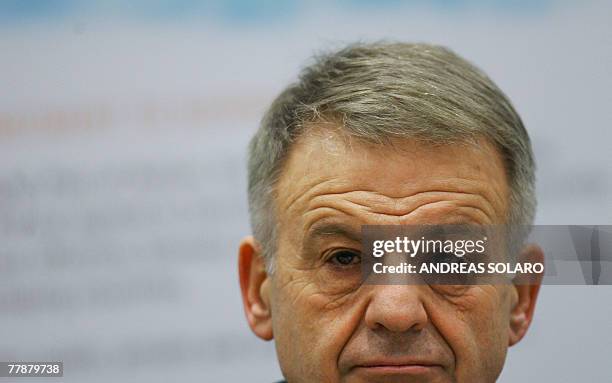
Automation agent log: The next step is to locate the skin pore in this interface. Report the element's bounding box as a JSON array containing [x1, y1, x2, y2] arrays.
[[239, 126, 542, 383]]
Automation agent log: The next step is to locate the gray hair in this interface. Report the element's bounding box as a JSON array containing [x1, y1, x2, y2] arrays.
[[247, 42, 536, 272]]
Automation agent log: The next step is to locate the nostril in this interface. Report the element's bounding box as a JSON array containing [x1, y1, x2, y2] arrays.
[[364, 286, 429, 333]]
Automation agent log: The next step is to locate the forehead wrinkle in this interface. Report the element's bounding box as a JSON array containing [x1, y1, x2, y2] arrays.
[[280, 181, 507, 247], [302, 193, 497, 241], [305, 197, 495, 228], [304, 180, 503, 221], [278, 177, 342, 216], [275, 132, 510, 227]]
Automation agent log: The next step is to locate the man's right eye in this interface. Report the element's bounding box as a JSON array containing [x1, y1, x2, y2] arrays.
[[327, 250, 361, 266]]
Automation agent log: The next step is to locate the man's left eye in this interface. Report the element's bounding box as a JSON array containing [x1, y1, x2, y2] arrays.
[[328, 250, 361, 266]]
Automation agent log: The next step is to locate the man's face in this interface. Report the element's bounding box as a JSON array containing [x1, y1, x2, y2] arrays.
[[246, 127, 536, 383]]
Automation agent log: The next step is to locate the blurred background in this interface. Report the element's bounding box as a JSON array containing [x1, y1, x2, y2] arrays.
[[0, 0, 611, 382]]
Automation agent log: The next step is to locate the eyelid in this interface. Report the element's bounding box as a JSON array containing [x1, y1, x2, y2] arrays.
[[324, 247, 361, 259]]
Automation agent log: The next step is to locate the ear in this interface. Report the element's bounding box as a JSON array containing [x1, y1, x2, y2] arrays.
[[238, 236, 273, 341], [508, 244, 544, 346]]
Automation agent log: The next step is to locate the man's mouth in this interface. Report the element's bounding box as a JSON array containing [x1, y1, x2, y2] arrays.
[[353, 359, 445, 376]]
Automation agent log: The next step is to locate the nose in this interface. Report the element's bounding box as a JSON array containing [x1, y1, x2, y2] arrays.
[[364, 285, 429, 333]]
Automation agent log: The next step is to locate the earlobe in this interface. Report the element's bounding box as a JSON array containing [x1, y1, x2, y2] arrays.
[[508, 244, 544, 346], [238, 236, 274, 341]]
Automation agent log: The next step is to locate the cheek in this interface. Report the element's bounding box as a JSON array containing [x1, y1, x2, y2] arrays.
[[426, 287, 510, 382], [271, 275, 365, 383]]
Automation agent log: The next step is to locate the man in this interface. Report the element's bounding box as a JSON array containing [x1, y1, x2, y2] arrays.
[[238, 42, 543, 382]]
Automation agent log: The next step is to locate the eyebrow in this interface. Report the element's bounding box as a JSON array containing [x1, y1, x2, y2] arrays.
[[413, 224, 487, 237], [305, 222, 362, 244]]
